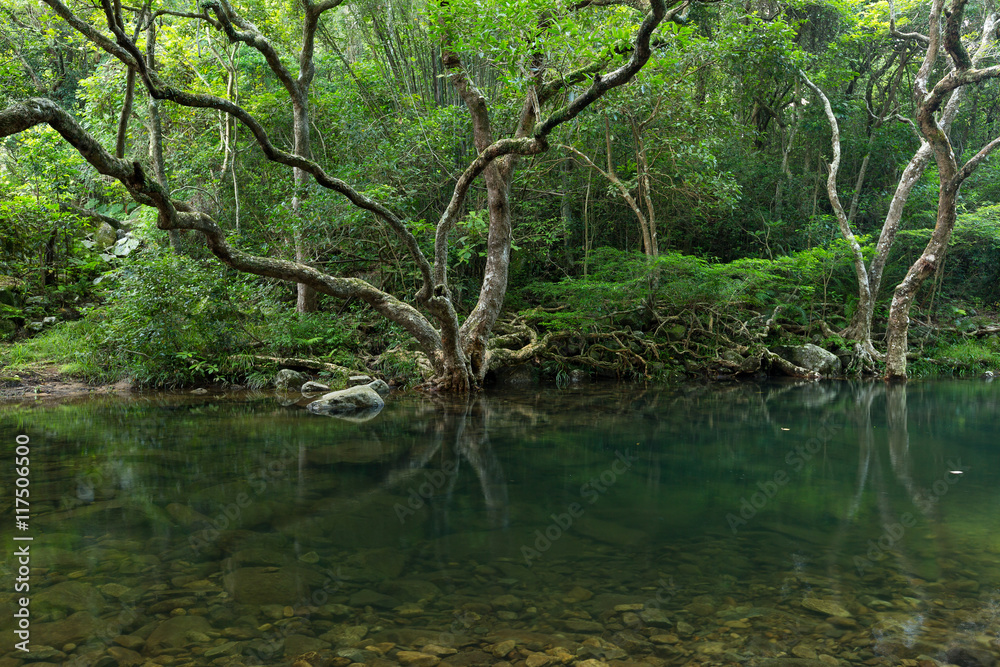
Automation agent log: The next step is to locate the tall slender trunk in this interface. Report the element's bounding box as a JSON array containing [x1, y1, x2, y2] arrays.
[[146, 21, 181, 252], [293, 117, 318, 315]]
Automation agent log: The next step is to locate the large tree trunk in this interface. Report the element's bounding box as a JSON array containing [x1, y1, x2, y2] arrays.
[[842, 141, 933, 343], [885, 182, 959, 378], [460, 159, 513, 382]]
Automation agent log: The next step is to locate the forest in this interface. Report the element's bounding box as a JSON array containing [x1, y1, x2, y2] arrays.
[[2, 0, 1000, 392]]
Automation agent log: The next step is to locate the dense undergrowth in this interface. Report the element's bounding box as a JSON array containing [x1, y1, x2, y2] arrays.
[[4, 219, 1000, 389]]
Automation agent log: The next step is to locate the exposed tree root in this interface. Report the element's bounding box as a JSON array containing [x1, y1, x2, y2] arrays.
[[761, 350, 821, 379], [482, 306, 890, 383]]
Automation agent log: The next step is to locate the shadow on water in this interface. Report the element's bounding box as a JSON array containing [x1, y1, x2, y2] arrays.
[[0, 380, 999, 666]]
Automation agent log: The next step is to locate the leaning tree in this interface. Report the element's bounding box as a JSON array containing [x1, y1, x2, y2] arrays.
[[0, 0, 698, 391]]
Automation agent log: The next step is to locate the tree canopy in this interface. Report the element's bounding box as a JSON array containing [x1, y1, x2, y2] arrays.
[[3, 0, 1000, 388]]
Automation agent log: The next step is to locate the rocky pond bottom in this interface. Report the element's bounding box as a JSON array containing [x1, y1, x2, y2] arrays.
[[1, 381, 999, 667]]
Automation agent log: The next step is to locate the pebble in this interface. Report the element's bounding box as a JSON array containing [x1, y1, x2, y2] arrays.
[[492, 639, 516, 657], [792, 644, 818, 659], [639, 608, 671, 628], [801, 598, 852, 618], [525, 653, 552, 667], [395, 651, 440, 667]]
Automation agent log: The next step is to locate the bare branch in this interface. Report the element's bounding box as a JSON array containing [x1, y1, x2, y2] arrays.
[[957, 134, 1000, 183], [887, 0, 930, 44]]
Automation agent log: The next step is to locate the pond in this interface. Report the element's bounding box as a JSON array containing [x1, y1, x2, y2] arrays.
[[1, 380, 999, 667]]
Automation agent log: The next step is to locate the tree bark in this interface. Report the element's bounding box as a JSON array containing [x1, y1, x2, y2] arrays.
[[885, 2, 1000, 379]]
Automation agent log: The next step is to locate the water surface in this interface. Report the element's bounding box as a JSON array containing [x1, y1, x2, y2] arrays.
[[1, 381, 999, 666]]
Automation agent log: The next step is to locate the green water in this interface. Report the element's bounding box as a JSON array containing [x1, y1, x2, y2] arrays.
[[1, 381, 999, 666]]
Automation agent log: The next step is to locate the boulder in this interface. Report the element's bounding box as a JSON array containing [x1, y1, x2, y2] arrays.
[[307, 385, 384, 417], [773, 344, 841, 377], [95, 222, 118, 248], [367, 379, 390, 397], [301, 381, 330, 395], [274, 369, 309, 391]]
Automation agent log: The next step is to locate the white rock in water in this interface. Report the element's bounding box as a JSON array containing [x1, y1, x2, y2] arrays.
[[307, 385, 384, 416]]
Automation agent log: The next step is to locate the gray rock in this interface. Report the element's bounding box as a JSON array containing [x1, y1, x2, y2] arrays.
[[639, 608, 672, 628], [773, 344, 842, 376], [348, 375, 374, 385], [42, 316, 57, 325], [301, 381, 330, 394], [367, 378, 390, 396], [274, 369, 309, 391], [306, 385, 384, 417]]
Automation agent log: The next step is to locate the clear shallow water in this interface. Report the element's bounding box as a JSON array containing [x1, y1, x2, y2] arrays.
[[1, 381, 999, 667]]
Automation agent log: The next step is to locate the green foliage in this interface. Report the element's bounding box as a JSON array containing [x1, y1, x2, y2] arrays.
[[522, 240, 866, 334], [0, 318, 104, 377], [896, 204, 1000, 305], [84, 250, 250, 386], [930, 341, 1000, 376]]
